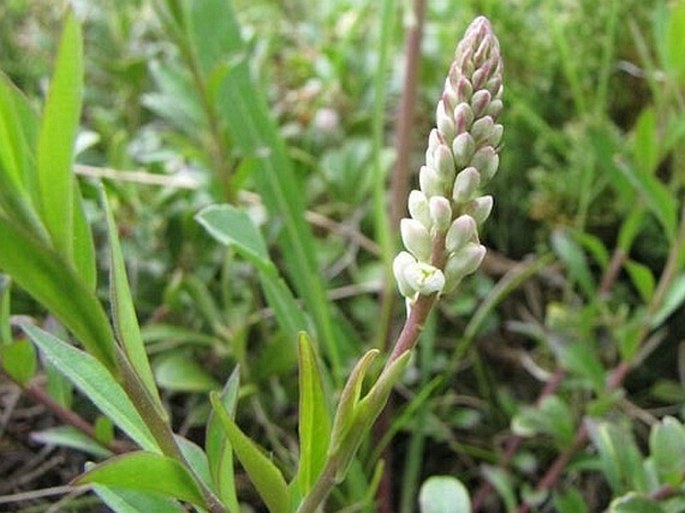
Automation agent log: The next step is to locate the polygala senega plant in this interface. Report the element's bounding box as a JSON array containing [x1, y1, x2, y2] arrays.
[[295, 15, 503, 513], [0, 10, 502, 513]]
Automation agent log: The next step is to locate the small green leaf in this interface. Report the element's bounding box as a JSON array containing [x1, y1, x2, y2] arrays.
[[32, 425, 112, 458], [93, 485, 186, 513], [154, 352, 220, 392], [419, 476, 471, 513], [617, 209, 646, 252], [610, 493, 665, 513], [481, 466, 516, 513], [512, 395, 575, 448], [562, 340, 607, 393], [625, 260, 656, 303], [22, 324, 159, 453], [206, 368, 240, 512], [76, 451, 207, 508], [94, 416, 114, 446], [551, 230, 595, 298], [666, 2, 685, 84], [176, 436, 213, 490], [196, 204, 269, 263], [296, 332, 331, 495], [210, 391, 289, 513], [553, 488, 589, 513], [651, 273, 685, 328], [1, 338, 36, 385], [36, 9, 82, 261], [102, 188, 163, 415], [633, 108, 658, 176], [649, 416, 685, 487]]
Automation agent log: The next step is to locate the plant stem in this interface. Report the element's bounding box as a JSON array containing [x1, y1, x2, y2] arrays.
[[297, 457, 340, 513]]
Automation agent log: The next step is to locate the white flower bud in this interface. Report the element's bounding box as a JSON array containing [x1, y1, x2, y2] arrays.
[[425, 129, 441, 168], [464, 195, 494, 225], [408, 190, 432, 229], [444, 243, 486, 289], [485, 99, 503, 118], [452, 133, 476, 169], [471, 89, 492, 117], [393, 251, 418, 298], [403, 261, 445, 296], [471, 116, 494, 144], [445, 215, 478, 253], [429, 196, 452, 234], [419, 165, 444, 198], [470, 146, 499, 183], [487, 124, 504, 147], [436, 100, 455, 141], [434, 144, 456, 182], [401, 218, 432, 262], [452, 167, 481, 204]]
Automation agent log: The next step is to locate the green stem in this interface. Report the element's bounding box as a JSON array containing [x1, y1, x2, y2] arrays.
[[297, 457, 340, 513]]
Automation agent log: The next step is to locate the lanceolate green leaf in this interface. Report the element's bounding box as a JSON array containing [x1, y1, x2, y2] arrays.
[[205, 368, 240, 512], [102, 188, 163, 414], [22, 324, 159, 453], [75, 451, 207, 508], [93, 485, 186, 513], [0, 216, 116, 369], [210, 391, 290, 513], [296, 333, 331, 495], [182, 0, 346, 377], [36, 9, 83, 262]]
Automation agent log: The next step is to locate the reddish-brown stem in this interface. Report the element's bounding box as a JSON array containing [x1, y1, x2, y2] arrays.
[[14, 376, 131, 455]]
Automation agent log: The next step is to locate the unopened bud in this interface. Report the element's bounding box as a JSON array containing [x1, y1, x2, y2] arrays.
[[471, 116, 494, 144], [470, 146, 499, 183], [452, 167, 481, 204], [403, 261, 445, 296], [444, 242, 486, 285], [471, 89, 491, 117], [434, 144, 456, 182], [393, 251, 418, 298], [487, 124, 504, 147], [436, 100, 455, 141], [452, 133, 476, 169], [464, 195, 494, 224], [408, 190, 432, 229], [485, 99, 503, 118], [419, 165, 444, 198], [445, 215, 478, 253], [429, 196, 452, 234], [401, 218, 432, 262], [454, 102, 474, 135]]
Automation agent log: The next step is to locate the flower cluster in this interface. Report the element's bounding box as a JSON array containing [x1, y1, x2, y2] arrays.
[[393, 16, 503, 302]]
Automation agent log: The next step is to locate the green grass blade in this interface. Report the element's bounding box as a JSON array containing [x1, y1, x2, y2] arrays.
[[296, 333, 331, 495], [22, 324, 159, 453], [0, 215, 116, 369], [210, 391, 290, 513], [36, 9, 83, 261], [76, 451, 206, 508], [205, 368, 240, 512], [102, 187, 163, 414]]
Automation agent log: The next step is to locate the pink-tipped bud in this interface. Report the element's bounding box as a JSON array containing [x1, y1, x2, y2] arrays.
[[436, 100, 455, 141], [471, 116, 494, 144], [419, 165, 444, 198], [471, 89, 492, 117], [452, 133, 476, 169], [454, 102, 474, 135], [470, 146, 499, 183], [429, 196, 452, 234], [434, 144, 456, 182]]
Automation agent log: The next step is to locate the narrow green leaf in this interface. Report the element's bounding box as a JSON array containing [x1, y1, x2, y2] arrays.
[[93, 486, 186, 513], [36, 9, 83, 261], [32, 425, 112, 458], [206, 367, 240, 512], [176, 436, 213, 491], [617, 209, 645, 252], [625, 261, 656, 303], [633, 108, 658, 176], [617, 162, 677, 241], [649, 416, 685, 486], [210, 391, 289, 513], [102, 188, 162, 413], [0, 275, 11, 346], [154, 352, 220, 392], [1, 339, 37, 385], [0, 216, 116, 369], [553, 488, 589, 513], [551, 229, 595, 297], [610, 493, 665, 513], [72, 180, 97, 291], [22, 324, 159, 453], [296, 332, 331, 495], [666, 2, 685, 84], [76, 451, 207, 508], [481, 466, 517, 513], [651, 273, 685, 328], [512, 395, 575, 449], [419, 476, 471, 513]]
